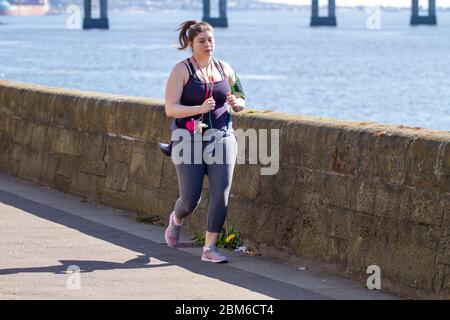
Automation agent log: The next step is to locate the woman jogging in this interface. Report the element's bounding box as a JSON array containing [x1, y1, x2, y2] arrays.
[[164, 20, 246, 263]]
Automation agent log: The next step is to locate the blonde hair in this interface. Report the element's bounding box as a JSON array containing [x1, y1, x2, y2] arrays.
[[176, 20, 214, 50]]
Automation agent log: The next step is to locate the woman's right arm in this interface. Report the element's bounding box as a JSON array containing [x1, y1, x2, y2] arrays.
[[165, 63, 214, 118]]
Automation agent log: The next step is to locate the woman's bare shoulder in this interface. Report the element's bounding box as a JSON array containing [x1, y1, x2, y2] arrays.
[[170, 60, 190, 84], [217, 59, 233, 74], [217, 59, 235, 84], [172, 60, 189, 73]]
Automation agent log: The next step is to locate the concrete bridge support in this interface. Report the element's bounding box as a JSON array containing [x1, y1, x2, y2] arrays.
[[203, 0, 228, 28], [411, 0, 437, 25], [83, 0, 109, 30], [311, 0, 337, 27]]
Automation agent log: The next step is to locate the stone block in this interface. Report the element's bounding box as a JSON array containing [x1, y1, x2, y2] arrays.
[[24, 90, 55, 124], [78, 133, 107, 176], [107, 100, 165, 143], [138, 186, 178, 218], [340, 210, 378, 273], [443, 265, 450, 299], [431, 259, 450, 299], [3, 115, 17, 135], [373, 184, 413, 220], [10, 144, 23, 161], [296, 193, 323, 233], [129, 141, 164, 188], [70, 171, 106, 201], [442, 141, 450, 172], [255, 163, 296, 206], [281, 122, 340, 171], [0, 87, 25, 117], [405, 137, 443, 190], [374, 184, 441, 225], [13, 119, 33, 146], [160, 157, 179, 192], [50, 128, 82, 156], [272, 206, 303, 249], [437, 173, 450, 194], [321, 206, 353, 240], [248, 205, 322, 254], [54, 174, 71, 193], [100, 185, 138, 213], [30, 124, 51, 151], [17, 149, 49, 184], [249, 204, 281, 247], [0, 86, 6, 111], [49, 93, 78, 129], [357, 132, 412, 185], [105, 161, 129, 192], [55, 154, 80, 179], [79, 159, 106, 177], [327, 237, 349, 266], [408, 189, 444, 226], [17, 89, 36, 121], [437, 141, 450, 192], [104, 136, 133, 163], [437, 230, 450, 265], [231, 164, 261, 201], [332, 130, 361, 175], [9, 159, 19, 176], [353, 179, 377, 214], [39, 151, 58, 185], [292, 231, 330, 262], [73, 96, 111, 132], [440, 196, 450, 226], [293, 168, 323, 195], [364, 216, 442, 293], [0, 131, 13, 158], [80, 132, 106, 160], [0, 112, 5, 131], [0, 133, 13, 174], [320, 173, 353, 209], [141, 105, 169, 144], [226, 199, 270, 240], [318, 207, 375, 269]]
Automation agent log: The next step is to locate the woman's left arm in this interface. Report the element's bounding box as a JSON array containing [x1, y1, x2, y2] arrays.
[[221, 61, 246, 112]]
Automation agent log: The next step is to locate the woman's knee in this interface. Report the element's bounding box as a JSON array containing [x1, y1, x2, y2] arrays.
[[179, 193, 202, 214]]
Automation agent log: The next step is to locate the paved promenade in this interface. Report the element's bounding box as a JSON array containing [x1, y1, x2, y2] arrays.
[[0, 173, 399, 300]]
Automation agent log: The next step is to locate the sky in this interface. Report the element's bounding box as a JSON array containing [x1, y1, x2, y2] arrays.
[[259, 0, 450, 8]]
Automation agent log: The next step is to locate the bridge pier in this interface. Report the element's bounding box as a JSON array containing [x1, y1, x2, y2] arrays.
[[203, 0, 228, 28], [411, 0, 437, 25], [311, 0, 337, 27], [83, 0, 109, 30]]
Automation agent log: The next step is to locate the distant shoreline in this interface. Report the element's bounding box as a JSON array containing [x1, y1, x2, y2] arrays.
[[43, 6, 450, 16]]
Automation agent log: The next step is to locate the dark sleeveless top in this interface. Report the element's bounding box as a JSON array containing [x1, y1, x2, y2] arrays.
[[171, 58, 232, 134]]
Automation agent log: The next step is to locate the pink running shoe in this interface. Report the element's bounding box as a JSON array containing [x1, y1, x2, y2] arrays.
[[164, 212, 182, 248], [201, 245, 228, 263]]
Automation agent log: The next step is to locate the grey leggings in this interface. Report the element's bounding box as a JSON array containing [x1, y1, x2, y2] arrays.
[[171, 134, 238, 233]]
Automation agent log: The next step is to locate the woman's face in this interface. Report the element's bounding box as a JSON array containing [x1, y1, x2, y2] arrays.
[[191, 31, 215, 58]]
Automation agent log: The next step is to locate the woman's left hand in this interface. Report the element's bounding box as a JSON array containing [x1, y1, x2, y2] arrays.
[[226, 92, 244, 112]]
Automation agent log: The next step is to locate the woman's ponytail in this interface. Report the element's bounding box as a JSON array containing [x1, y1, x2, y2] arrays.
[[176, 20, 197, 50]]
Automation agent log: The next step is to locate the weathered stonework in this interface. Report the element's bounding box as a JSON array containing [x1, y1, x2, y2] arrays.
[[1, 80, 449, 299]]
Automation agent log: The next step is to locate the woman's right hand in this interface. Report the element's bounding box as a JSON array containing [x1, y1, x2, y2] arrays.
[[199, 97, 216, 113]]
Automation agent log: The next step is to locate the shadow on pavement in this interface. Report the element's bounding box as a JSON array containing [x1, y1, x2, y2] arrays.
[[0, 190, 330, 300]]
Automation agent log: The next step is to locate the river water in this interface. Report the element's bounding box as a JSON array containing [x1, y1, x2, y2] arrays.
[[1, 9, 449, 130]]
